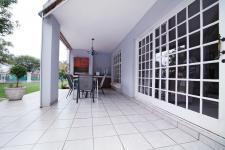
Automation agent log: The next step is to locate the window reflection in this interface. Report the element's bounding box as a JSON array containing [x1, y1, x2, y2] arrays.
[[189, 65, 200, 79], [178, 66, 186, 78], [177, 94, 186, 108], [203, 82, 219, 99], [189, 81, 200, 96], [178, 37, 187, 51], [168, 92, 175, 104], [188, 96, 200, 113], [202, 100, 218, 118], [169, 67, 176, 78], [177, 80, 186, 93], [189, 48, 200, 63]]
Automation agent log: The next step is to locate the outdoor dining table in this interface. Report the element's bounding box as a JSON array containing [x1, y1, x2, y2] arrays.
[[72, 75, 99, 100]]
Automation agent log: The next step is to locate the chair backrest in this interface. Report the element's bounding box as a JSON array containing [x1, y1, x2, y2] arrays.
[[100, 74, 106, 88], [66, 74, 73, 89], [78, 75, 93, 91]]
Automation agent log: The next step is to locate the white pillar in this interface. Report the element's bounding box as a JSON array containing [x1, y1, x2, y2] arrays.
[[89, 54, 93, 75], [40, 15, 60, 107]]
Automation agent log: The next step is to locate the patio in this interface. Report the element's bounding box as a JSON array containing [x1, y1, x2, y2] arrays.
[[0, 90, 213, 150]]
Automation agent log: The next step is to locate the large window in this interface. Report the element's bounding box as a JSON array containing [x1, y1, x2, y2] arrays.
[[138, 33, 153, 96], [137, 0, 219, 119], [113, 52, 121, 83]]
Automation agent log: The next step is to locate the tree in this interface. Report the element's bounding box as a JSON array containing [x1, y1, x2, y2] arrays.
[[0, 38, 15, 64], [15, 55, 40, 72], [0, 0, 17, 36], [0, 0, 17, 64], [10, 64, 27, 87], [59, 61, 68, 89]]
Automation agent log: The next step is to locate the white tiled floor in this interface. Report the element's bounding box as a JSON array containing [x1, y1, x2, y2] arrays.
[[0, 89, 214, 150]]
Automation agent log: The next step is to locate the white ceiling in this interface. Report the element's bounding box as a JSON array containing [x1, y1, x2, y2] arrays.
[[52, 0, 157, 52]]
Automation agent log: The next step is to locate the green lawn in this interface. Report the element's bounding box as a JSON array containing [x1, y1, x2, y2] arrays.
[[0, 81, 68, 99]]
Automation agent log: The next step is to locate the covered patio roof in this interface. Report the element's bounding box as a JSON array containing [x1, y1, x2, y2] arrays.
[[40, 0, 157, 52]]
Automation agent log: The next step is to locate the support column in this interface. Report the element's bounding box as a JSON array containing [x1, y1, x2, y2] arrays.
[[89, 54, 93, 75], [40, 15, 60, 107]]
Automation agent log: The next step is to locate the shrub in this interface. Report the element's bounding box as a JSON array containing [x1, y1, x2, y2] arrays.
[[10, 64, 27, 87]]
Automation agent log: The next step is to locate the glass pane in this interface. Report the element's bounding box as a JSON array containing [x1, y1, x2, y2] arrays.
[[146, 36, 150, 44], [203, 43, 219, 61], [177, 94, 186, 108], [178, 66, 186, 78], [189, 81, 200, 96], [178, 22, 186, 38], [177, 8, 186, 24], [149, 79, 152, 87], [169, 54, 176, 66], [188, 96, 200, 113], [169, 42, 176, 54], [203, 24, 219, 44], [150, 52, 153, 59], [146, 44, 149, 53], [155, 57, 161, 68], [155, 28, 160, 37], [178, 51, 187, 64], [161, 68, 166, 78], [203, 0, 218, 9], [169, 67, 176, 78], [189, 15, 200, 33], [139, 41, 142, 48], [155, 38, 160, 47], [168, 92, 175, 104], [161, 80, 166, 90], [169, 16, 176, 29], [203, 82, 219, 99], [155, 89, 159, 98], [161, 91, 166, 101], [177, 80, 186, 93], [161, 56, 168, 67], [161, 23, 167, 34], [142, 47, 145, 53], [188, 0, 200, 18], [149, 88, 152, 96], [189, 31, 200, 48], [161, 34, 167, 45], [169, 80, 176, 91], [150, 33, 153, 41], [142, 38, 145, 46], [169, 28, 176, 41], [155, 79, 159, 88], [155, 69, 160, 78], [203, 4, 219, 26], [178, 37, 187, 51], [189, 48, 200, 63], [146, 53, 149, 61], [202, 100, 218, 119], [189, 65, 200, 79], [203, 63, 219, 79]]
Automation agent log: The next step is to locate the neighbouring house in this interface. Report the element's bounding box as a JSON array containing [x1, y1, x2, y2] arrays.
[[39, 0, 225, 144], [0, 63, 11, 83]]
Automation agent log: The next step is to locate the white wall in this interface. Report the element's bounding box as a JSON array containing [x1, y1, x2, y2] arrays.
[[69, 49, 111, 75], [112, 0, 183, 97]]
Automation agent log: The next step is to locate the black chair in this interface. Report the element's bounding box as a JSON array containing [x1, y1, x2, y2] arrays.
[[99, 74, 106, 95], [65, 74, 79, 99], [77, 75, 95, 103], [65, 74, 74, 98]]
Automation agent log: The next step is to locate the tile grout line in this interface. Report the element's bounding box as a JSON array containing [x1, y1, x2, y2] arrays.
[[1, 105, 56, 148], [61, 97, 82, 150], [28, 97, 73, 149], [102, 95, 126, 150]]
